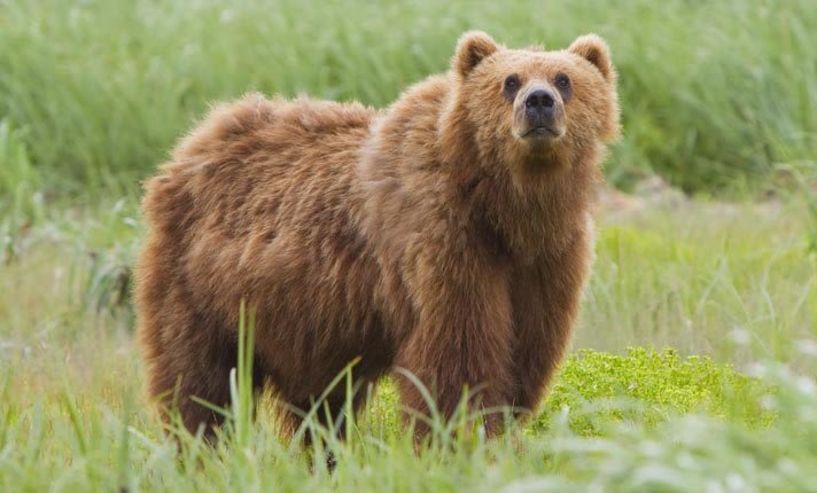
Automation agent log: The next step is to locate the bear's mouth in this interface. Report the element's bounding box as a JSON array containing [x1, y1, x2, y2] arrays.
[[522, 126, 564, 139]]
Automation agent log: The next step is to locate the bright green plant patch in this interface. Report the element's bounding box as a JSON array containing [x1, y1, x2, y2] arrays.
[[364, 348, 772, 438]]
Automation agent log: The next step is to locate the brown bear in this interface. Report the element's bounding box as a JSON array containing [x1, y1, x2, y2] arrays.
[[135, 31, 619, 441]]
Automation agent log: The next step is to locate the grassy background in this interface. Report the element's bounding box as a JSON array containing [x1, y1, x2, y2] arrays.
[[1, 0, 816, 200], [1, 0, 817, 491]]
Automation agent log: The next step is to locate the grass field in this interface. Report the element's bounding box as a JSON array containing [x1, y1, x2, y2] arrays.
[[1, 0, 817, 491], [2, 196, 815, 491], [1, 0, 816, 198]]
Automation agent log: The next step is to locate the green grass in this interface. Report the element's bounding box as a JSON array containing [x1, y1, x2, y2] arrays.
[[1, 195, 815, 491], [0, 342, 794, 492], [1, 0, 816, 199], [0, 120, 43, 229], [579, 201, 817, 367]]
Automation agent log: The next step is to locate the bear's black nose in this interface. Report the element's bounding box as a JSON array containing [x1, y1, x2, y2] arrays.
[[525, 89, 557, 127], [525, 89, 555, 109]]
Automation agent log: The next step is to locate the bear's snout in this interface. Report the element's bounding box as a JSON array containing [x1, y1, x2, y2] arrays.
[[516, 86, 565, 141]]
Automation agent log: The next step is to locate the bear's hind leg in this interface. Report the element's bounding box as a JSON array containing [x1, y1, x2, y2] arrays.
[[143, 315, 250, 441]]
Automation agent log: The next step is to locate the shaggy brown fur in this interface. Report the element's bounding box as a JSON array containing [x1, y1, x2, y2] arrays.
[[135, 31, 619, 440]]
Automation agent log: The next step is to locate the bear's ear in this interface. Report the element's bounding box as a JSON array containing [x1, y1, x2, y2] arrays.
[[568, 34, 614, 81], [453, 31, 499, 78]]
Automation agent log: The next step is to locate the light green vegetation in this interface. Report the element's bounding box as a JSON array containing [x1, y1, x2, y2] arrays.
[[580, 201, 817, 367], [1, 0, 816, 490]]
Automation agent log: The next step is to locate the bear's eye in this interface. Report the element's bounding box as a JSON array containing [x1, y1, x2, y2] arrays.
[[555, 73, 571, 91], [503, 74, 521, 99]]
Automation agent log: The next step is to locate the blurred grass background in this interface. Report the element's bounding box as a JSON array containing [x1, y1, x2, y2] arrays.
[[0, 0, 815, 204]]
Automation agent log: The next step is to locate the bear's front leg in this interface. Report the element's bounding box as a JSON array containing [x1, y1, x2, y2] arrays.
[[394, 248, 516, 440], [510, 231, 592, 416]]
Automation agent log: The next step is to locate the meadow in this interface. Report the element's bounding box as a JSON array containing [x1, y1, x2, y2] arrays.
[[1, 0, 816, 491]]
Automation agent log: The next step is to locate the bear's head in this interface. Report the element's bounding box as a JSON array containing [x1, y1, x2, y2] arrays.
[[443, 31, 619, 175]]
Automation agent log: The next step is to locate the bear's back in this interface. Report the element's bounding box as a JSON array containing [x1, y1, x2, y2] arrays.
[[142, 93, 377, 236]]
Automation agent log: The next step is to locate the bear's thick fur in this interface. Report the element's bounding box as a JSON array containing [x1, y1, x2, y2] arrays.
[[135, 31, 619, 439]]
